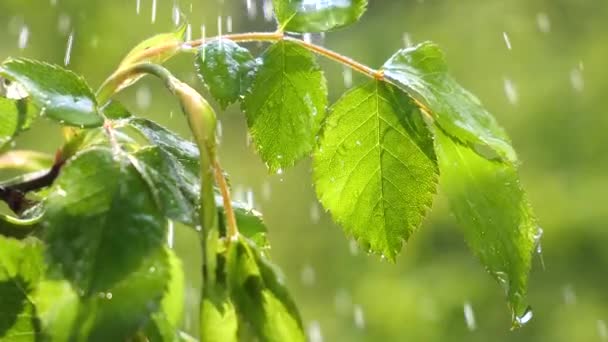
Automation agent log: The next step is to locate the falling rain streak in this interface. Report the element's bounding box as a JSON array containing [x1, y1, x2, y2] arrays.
[[503, 78, 518, 105], [502, 31, 512, 50], [307, 321, 323, 342], [18, 26, 29, 49], [463, 302, 476, 331], [64, 31, 74, 66], [151, 0, 157, 23]]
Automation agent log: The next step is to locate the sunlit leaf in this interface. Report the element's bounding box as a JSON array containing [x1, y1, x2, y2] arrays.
[[0, 58, 104, 127], [228, 237, 304, 342], [435, 128, 538, 325], [196, 40, 258, 109], [119, 24, 187, 69], [0, 236, 43, 341], [43, 148, 166, 294], [0, 97, 36, 148], [200, 287, 239, 342], [382, 42, 517, 163], [243, 41, 327, 172], [273, 0, 368, 32], [314, 81, 438, 260]]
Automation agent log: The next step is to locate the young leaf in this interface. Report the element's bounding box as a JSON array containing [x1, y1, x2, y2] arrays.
[[243, 41, 327, 172], [231, 202, 270, 251], [196, 40, 258, 109], [43, 148, 166, 295], [200, 288, 239, 342], [434, 128, 538, 325], [273, 0, 368, 33], [0, 236, 43, 341], [0, 58, 104, 127], [0, 97, 36, 148], [228, 237, 305, 342], [314, 81, 438, 260], [118, 24, 187, 69], [382, 42, 517, 163]]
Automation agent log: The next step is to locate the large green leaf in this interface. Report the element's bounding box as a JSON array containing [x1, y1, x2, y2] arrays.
[[243, 41, 327, 172], [434, 128, 538, 325], [35, 248, 171, 342], [0, 58, 104, 127], [273, 0, 368, 32], [227, 237, 304, 342], [382, 42, 517, 163], [43, 148, 166, 295], [0, 97, 36, 148], [0, 236, 44, 341], [313, 81, 438, 260], [196, 40, 258, 109]]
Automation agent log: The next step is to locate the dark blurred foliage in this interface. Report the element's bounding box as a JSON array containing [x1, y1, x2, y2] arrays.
[[1, 0, 607, 340]]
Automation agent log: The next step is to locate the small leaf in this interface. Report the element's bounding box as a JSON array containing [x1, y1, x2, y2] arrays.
[[434, 128, 538, 325], [382, 42, 517, 163], [243, 41, 327, 171], [200, 288, 239, 342], [101, 100, 132, 119], [232, 202, 269, 251], [196, 40, 258, 109], [228, 237, 305, 342], [0, 97, 36, 148], [0, 58, 104, 127], [273, 0, 368, 33], [314, 81, 438, 260], [0, 236, 44, 341], [43, 148, 165, 294], [119, 24, 187, 69]]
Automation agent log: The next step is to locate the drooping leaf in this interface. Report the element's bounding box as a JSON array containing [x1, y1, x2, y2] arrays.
[[382, 42, 517, 163], [0, 58, 104, 127], [243, 41, 327, 171], [0, 97, 36, 148], [35, 248, 171, 342], [0, 236, 44, 341], [434, 128, 538, 325], [273, 0, 368, 33], [228, 237, 304, 342], [43, 148, 166, 295], [313, 81, 438, 260], [196, 40, 258, 109], [200, 287, 239, 342], [130, 146, 197, 225]]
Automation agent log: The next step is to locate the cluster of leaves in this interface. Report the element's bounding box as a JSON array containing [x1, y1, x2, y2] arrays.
[[0, 0, 539, 340]]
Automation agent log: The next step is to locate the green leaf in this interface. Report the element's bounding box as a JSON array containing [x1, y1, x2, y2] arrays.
[[0, 236, 44, 341], [35, 248, 171, 342], [43, 148, 166, 294], [228, 237, 304, 342], [200, 288, 239, 342], [243, 41, 327, 172], [434, 128, 538, 326], [232, 202, 270, 251], [119, 24, 187, 70], [0, 58, 104, 127], [273, 0, 368, 33], [313, 81, 438, 260], [382, 42, 517, 163], [101, 100, 132, 119], [0, 150, 53, 172], [196, 40, 258, 109], [130, 146, 197, 225], [0, 97, 36, 148]]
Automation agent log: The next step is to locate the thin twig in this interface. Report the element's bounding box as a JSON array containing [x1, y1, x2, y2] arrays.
[[213, 159, 239, 240]]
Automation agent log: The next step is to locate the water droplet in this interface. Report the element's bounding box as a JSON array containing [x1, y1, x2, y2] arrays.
[[349, 239, 359, 256], [136, 85, 152, 109], [151, 0, 157, 23], [463, 301, 477, 331], [598, 320, 608, 341], [334, 289, 352, 315], [310, 202, 320, 223], [246, 189, 254, 209], [167, 220, 174, 249], [64, 31, 74, 66], [512, 306, 533, 327], [303, 33, 312, 44], [261, 181, 272, 200], [216, 120, 223, 139], [307, 321, 323, 342], [58, 13, 71, 34], [536, 12, 551, 33], [262, 0, 274, 21], [136, 0, 141, 15], [353, 304, 365, 329], [172, 2, 181, 26], [403, 32, 413, 47], [149, 266, 157, 273], [276, 168, 284, 175], [562, 284, 577, 305], [342, 66, 352, 88], [105, 292, 113, 300], [503, 78, 518, 105], [56, 187, 67, 197], [186, 24, 192, 41], [570, 68, 584, 92], [246, 0, 257, 19], [502, 32, 512, 50], [300, 264, 316, 286], [533, 226, 545, 270], [226, 16, 233, 33], [18, 26, 29, 50]]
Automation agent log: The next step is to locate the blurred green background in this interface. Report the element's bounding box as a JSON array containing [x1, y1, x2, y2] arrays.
[[1, 0, 607, 341]]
